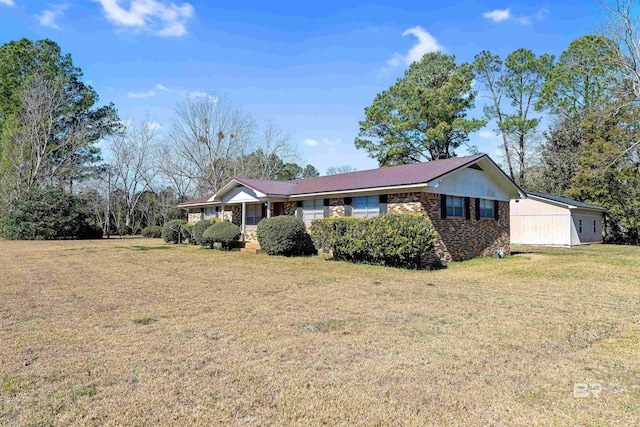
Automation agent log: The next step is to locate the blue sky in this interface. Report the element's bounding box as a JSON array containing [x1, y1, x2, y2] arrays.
[[1, 0, 602, 174]]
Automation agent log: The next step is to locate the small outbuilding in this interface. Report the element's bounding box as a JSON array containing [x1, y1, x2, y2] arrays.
[[510, 192, 606, 247]]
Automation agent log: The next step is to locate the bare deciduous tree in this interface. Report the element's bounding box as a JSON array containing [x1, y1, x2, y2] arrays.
[[168, 94, 300, 196], [326, 165, 357, 175], [0, 73, 93, 202], [600, 0, 640, 165], [107, 120, 159, 231], [169, 94, 255, 195]]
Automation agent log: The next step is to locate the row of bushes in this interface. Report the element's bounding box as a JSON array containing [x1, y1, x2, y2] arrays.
[[310, 213, 436, 269], [153, 218, 242, 250], [145, 213, 435, 269]]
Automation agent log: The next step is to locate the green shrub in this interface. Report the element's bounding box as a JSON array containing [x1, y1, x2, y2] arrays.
[[181, 223, 194, 243], [193, 218, 219, 245], [141, 225, 163, 238], [310, 213, 436, 269], [201, 221, 241, 249], [162, 219, 186, 244], [116, 224, 132, 237], [257, 216, 316, 256], [0, 188, 101, 240]]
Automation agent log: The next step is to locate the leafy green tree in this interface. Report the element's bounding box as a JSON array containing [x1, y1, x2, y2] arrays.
[[534, 36, 621, 196], [276, 162, 319, 180], [356, 52, 485, 166], [473, 49, 553, 184], [539, 35, 618, 116], [566, 99, 640, 244], [537, 114, 585, 195]]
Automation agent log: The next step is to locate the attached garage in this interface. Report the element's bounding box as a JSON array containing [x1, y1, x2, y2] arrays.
[[510, 192, 606, 247]]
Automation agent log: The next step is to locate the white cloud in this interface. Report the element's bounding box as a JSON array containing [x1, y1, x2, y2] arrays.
[[534, 7, 549, 21], [303, 139, 318, 147], [128, 90, 156, 98], [147, 121, 162, 129], [36, 3, 70, 30], [92, 0, 194, 38], [482, 7, 548, 25], [482, 9, 510, 23], [478, 130, 494, 139], [0, 0, 15, 5], [518, 16, 532, 25], [303, 138, 342, 147], [155, 83, 170, 91], [387, 26, 443, 67]]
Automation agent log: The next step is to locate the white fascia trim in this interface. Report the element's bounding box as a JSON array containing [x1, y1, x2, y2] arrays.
[[527, 194, 607, 212], [288, 183, 429, 199]]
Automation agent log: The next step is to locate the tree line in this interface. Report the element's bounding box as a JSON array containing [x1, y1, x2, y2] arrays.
[[1, 1, 639, 243], [0, 39, 320, 238], [356, 2, 640, 244]]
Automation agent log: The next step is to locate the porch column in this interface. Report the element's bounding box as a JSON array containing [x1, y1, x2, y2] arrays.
[[220, 203, 225, 221], [266, 200, 271, 218], [241, 202, 246, 242]]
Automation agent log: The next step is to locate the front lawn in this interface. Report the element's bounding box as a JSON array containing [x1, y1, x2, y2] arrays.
[[1, 240, 638, 425]]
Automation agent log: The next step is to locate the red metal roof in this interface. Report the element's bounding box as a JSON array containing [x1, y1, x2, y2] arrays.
[[179, 154, 486, 206], [288, 154, 485, 195]]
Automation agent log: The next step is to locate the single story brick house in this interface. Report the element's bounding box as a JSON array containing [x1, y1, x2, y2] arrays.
[[510, 191, 606, 247], [178, 154, 525, 263]]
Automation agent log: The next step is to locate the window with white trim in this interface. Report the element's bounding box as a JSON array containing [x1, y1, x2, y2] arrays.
[[353, 195, 380, 218], [245, 204, 263, 226], [479, 199, 494, 218], [303, 199, 324, 226], [446, 196, 464, 218]]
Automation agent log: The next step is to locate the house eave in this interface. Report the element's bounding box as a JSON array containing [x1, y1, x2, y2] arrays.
[[288, 183, 430, 199]]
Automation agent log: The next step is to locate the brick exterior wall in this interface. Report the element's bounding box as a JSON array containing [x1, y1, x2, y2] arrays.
[[388, 192, 510, 263], [192, 191, 510, 261]]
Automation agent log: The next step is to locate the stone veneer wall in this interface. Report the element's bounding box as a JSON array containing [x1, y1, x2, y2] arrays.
[[187, 209, 202, 224], [329, 198, 345, 217], [387, 192, 510, 263]]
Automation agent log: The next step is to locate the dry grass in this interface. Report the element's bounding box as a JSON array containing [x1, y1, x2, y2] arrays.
[[1, 239, 639, 426]]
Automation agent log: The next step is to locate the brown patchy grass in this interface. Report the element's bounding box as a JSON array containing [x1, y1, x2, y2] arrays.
[[1, 239, 639, 426]]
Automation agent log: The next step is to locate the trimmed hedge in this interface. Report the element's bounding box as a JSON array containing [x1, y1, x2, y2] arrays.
[[201, 221, 241, 249], [142, 225, 162, 238], [193, 218, 219, 245], [310, 213, 436, 269], [256, 216, 316, 256], [162, 219, 186, 244], [181, 223, 194, 243]]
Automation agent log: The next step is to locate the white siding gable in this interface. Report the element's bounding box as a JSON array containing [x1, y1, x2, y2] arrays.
[[221, 186, 264, 204], [429, 167, 512, 201]]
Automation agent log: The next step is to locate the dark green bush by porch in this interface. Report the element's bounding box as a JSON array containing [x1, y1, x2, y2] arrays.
[[162, 219, 186, 244], [201, 221, 241, 249], [192, 218, 219, 245], [257, 216, 316, 256], [310, 213, 436, 269]]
